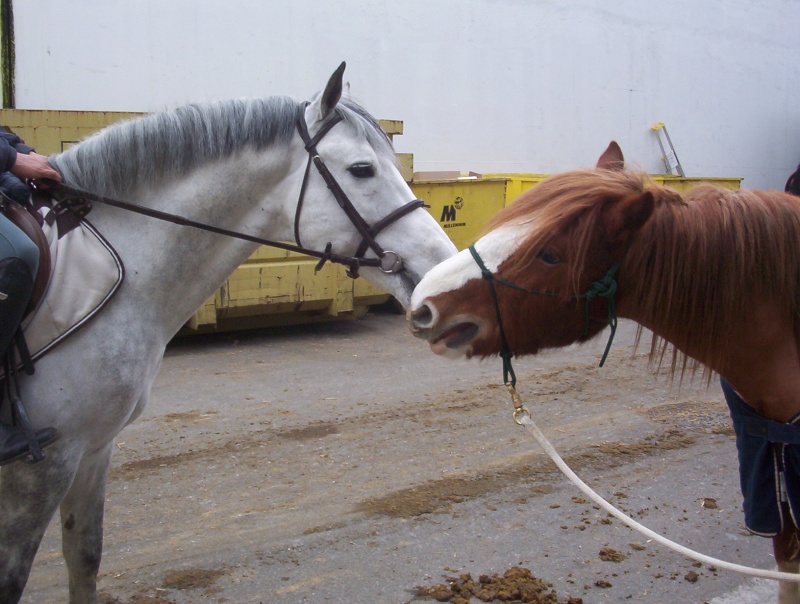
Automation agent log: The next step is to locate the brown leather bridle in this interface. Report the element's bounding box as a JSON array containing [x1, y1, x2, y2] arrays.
[[46, 102, 427, 277], [293, 102, 426, 277]]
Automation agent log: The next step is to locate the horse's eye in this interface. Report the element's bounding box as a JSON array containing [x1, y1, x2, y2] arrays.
[[537, 248, 562, 265], [348, 163, 375, 178]]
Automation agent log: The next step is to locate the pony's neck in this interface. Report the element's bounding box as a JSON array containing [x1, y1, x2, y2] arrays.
[[615, 187, 800, 422]]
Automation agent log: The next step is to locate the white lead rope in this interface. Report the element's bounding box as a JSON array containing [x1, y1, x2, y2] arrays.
[[515, 411, 800, 582]]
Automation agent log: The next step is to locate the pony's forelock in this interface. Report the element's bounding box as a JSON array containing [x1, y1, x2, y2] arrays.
[[488, 169, 653, 294]]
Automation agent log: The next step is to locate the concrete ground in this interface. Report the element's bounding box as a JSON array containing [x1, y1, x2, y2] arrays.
[[21, 310, 785, 603]]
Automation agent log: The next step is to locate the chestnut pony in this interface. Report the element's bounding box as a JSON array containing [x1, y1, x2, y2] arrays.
[[409, 143, 800, 603]]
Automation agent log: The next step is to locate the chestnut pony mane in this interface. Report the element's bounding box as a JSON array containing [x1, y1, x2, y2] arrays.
[[487, 169, 800, 377]]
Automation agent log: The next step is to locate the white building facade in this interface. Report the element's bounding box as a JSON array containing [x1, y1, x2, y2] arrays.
[[8, 0, 800, 188]]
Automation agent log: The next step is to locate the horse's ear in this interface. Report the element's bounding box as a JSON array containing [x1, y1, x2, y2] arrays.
[[596, 141, 625, 171], [786, 163, 800, 196], [600, 190, 654, 246], [309, 61, 346, 123]]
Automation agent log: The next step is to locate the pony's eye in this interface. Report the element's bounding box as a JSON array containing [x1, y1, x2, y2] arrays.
[[348, 163, 375, 178], [537, 248, 562, 265]]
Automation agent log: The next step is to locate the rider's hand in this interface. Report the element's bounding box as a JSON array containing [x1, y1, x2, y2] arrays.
[[11, 151, 62, 183]]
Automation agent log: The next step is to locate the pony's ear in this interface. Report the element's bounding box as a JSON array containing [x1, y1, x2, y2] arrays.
[[786, 163, 800, 196], [596, 141, 624, 171], [600, 190, 654, 246], [308, 61, 346, 124]]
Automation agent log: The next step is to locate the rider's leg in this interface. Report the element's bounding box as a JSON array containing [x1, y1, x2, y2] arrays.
[[0, 212, 58, 465]]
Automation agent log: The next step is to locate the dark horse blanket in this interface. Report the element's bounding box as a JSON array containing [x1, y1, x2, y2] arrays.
[[722, 378, 800, 536]]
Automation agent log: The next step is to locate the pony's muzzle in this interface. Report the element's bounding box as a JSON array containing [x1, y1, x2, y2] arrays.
[[407, 303, 434, 337]]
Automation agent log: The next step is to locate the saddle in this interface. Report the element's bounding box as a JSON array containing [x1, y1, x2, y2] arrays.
[[0, 187, 123, 463], [1, 194, 51, 307], [0, 187, 124, 370]]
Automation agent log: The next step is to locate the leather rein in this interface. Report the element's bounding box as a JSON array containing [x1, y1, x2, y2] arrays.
[[45, 102, 426, 277]]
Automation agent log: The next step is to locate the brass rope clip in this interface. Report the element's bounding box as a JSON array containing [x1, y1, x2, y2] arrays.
[[505, 382, 531, 425]]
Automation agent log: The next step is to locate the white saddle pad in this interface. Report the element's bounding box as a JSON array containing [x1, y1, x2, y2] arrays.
[[21, 203, 124, 361]]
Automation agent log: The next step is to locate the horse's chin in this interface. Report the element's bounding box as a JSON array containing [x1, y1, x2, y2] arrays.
[[393, 271, 416, 308], [428, 321, 480, 359], [365, 269, 416, 309]]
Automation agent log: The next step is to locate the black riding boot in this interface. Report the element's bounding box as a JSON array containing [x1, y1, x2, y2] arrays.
[[0, 256, 59, 465]]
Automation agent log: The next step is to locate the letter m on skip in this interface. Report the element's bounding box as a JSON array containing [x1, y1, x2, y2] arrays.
[[440, 205, 457, 222]]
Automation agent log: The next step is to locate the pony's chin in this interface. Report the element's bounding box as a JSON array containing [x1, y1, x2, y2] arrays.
[[429, 321, 480, 359]]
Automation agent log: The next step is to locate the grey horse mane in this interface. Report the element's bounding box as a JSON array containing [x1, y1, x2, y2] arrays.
[[50, 96, 394, 198]]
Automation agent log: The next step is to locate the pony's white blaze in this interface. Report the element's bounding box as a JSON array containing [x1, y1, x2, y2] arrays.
[[410, 222, 529, 308]]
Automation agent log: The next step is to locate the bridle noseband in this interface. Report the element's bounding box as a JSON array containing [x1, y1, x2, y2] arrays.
[[468, 244, 621, 389], [294, 102, 426, 278], [46, 102, 427, 279]]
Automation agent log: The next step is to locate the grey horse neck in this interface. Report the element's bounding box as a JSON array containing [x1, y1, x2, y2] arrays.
[[49, 96, 394, 199]]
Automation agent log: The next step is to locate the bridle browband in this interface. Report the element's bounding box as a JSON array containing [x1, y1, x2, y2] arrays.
[[468, 244, 621, 389], [45, 102, 426, 278]]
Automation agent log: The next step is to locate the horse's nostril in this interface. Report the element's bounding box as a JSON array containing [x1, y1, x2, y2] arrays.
[[409, 304, 434, 329]]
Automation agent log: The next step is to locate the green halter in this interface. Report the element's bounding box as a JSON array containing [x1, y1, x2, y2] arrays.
[[467, 244, 621, 388]]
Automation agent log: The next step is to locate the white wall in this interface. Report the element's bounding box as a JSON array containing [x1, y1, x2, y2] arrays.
[[11, 0, 800, 189]]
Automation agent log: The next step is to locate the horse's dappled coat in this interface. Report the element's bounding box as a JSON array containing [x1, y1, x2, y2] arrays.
[[0, 65, 458, 604]]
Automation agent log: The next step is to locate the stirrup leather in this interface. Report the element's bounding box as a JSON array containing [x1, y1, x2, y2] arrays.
[[2, 330, 45, 463]]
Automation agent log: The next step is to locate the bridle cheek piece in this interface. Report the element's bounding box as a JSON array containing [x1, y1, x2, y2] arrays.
[[294, 102, 427, 278]]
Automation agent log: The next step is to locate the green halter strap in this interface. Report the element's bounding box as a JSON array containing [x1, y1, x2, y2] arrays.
[[468, 246, 518, 387], [468, 245, 622, 388]]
